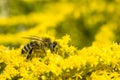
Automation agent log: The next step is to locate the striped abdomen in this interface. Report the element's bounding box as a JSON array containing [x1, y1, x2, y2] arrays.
[[21, 42, 34, 54]]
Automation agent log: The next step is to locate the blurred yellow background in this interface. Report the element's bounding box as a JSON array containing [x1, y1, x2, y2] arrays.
[[0, 0, 120, 80], [0, 0, 120, 49]]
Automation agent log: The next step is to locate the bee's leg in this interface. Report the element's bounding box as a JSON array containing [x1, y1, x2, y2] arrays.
[[21, 49, 25, 54], [49, 44, 54, 53], [27, 48, 33, 59], [41, 45, 46, 56], [43, 48, 46, 54]]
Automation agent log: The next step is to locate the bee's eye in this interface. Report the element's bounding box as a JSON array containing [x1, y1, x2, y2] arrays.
[[53, 42, 57, 48]]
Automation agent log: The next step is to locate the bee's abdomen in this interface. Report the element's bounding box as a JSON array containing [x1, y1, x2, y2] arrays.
[[21, 42, 32, 54]]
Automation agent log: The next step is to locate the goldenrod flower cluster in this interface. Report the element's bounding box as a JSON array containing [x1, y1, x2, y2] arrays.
[[0, 0, 120, 80], [0, 34, 120, 80]]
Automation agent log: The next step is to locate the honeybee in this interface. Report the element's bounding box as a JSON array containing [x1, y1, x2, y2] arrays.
[[21, 36, 57, 59]]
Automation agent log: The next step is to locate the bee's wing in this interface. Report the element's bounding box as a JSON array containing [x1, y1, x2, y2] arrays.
[[22, 36, 43, 42]]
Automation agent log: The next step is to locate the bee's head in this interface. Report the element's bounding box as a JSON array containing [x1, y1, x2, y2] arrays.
[[50, 41, 57, 52], [53, 41, 57, 48]]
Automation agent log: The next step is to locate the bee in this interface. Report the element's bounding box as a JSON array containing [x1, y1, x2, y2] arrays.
[[21, 36, 57, 59]]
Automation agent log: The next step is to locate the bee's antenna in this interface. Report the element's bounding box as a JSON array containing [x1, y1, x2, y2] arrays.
[[22, 36, 43, 41]]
